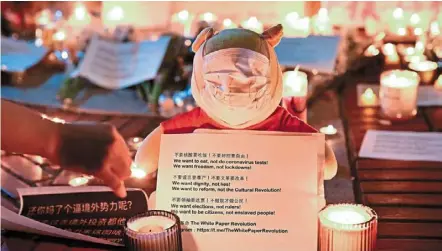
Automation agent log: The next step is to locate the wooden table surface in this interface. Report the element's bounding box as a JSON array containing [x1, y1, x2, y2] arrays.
[[340, 83, 442, 251]]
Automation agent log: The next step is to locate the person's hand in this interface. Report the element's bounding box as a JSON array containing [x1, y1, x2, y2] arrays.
[[54, 122, 132, 198]]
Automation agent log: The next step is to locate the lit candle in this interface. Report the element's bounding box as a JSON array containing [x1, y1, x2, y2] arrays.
[[435, 75, 442, 90], [131, 166, 147, 179], [382, 43, 400, 67], [313, 8, 332, 35], [409, 61, 438, 85], [200, 12, 216, 23], [69, 176, 91, 187], [127, 137, 144, 151], [380, 70, 420, 120], [319, 204, 377, 251], [364, 17, 378, 36], [222, 18, 237, 29], [360, 88, 378, 107], [242, 16, 263, 33], [282, 68, 308, 121], [175, 10, 193, 37], [430, 21, 440, 37], [125, 210, 182, 251], [53, 30, 66, 41], [319, 125, 338, 136], [364, 45, 379, 57]]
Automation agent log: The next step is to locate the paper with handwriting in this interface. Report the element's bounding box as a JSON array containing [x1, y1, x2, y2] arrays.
[[78, 36, 170, 89], [359, 130, 442, 162]]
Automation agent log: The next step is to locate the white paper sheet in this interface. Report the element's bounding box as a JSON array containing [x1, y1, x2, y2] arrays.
[[359, 130, 442, 162], [78, 35, 171, 90], [357, 84, 442, 107], [1, 36, 48, 72], [156, 133, 322, 251], [275, 36, 341, 74]]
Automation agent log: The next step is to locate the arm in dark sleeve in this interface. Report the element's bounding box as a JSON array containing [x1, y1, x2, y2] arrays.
[[1, 99, 60, 160]]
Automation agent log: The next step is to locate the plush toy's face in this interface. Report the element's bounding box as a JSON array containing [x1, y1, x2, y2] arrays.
[[191, 25, 284, 129]]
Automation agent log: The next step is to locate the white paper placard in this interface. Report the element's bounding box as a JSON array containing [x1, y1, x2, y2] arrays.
[[357, 84, 442, 107], [275, 36, 341, 74], [1, 36, 48, 72], [156, 133, 322, 251], [78, 35, 171, 90], [359, 130, 442, 162]]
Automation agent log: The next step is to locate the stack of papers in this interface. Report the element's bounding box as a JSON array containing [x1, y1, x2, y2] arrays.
[[77, 36, 171, 90]]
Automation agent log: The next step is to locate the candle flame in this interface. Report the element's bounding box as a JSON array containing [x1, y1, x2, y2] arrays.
[[131, 165, 147, 179], [393, 8, 404, 19], [178, 10, 189, 21], [410, 13, 420, 25], [363, 88, 375, 99], [223, 18, 232, 27], [53, 30, 66, 41], [202, 12, 215, 22]]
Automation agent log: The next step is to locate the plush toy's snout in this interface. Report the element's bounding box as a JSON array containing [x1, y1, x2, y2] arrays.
[[191, 24, 284, 53]]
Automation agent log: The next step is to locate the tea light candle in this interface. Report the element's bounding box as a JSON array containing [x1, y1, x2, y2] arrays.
[[319, 204, 378, 251], [380, 70, 420, 120], [409, 61, 438, 85], [360, 88, 378, 107], [382, 43, 400, 67], [320, 125, 337, 136], [125, 210, 182, 251], [282, 68, 308, 121], [435, 75, 442, 90]]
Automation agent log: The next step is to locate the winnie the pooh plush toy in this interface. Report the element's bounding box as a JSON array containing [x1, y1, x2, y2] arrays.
[[135, 24, 337, 208]]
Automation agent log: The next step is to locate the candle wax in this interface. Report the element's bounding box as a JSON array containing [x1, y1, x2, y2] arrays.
[[327, 210, 369, 225], [128, 216, 175, 233]]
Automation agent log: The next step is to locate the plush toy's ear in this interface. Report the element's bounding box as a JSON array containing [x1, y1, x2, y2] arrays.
[[192, 27, 215, 53], [261, 24, 283, 47]]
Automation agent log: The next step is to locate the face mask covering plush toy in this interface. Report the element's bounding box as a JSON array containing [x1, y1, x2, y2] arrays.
[[135, 24, 337, 209]]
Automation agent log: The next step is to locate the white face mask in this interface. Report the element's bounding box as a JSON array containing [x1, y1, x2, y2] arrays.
[[200, 48, 272, 126]]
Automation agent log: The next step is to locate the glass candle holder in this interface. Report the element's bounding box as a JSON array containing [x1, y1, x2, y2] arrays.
[[318, 204, 378, 251], [282, 70, 308, 121], [379, 70, 420, 120], [408, 61, 438, 85], [125, 210, 182, 251]]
